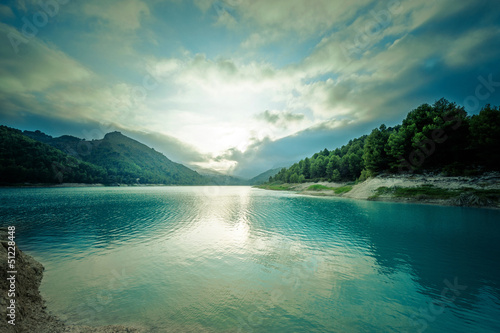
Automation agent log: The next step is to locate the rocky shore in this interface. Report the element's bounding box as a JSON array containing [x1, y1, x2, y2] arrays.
[[0, 228, 143, 333], [259, 172, 500, 208]]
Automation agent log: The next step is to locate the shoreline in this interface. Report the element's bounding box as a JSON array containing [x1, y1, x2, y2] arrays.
[[256, 173, 500, 209], [2, 176, 499, 209], [0, 228, 144, 333], [0, 183, 247, 188], [0, 183, 172, 188]]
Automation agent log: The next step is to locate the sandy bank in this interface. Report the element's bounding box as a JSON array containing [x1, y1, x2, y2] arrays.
[[0, 228, 144, 333], [259, 172, 500, 208]]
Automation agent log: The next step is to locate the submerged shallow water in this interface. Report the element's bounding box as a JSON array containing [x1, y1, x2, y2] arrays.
[[1, 186, 500, 332]]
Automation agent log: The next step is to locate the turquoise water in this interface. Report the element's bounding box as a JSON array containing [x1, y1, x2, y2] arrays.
[[1, 186, 500, 332]]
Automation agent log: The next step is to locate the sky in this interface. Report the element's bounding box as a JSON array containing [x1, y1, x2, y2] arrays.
[[1, 0, 499, 179]]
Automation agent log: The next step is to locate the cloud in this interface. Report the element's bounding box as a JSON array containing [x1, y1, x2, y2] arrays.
[[0, 24, 91, 95], [114, 126, 212, 164], [0, 22, 160, 132], [256, 110, 305, 128], [442, 27, 500, 67], [213, 9, 237, 28], [82, 0, 150, 31], [217, 118, 376, 179], [237, 0, 372, 46], [198, 0, 375, 49], [0, 4, 14, 18], [0, 23, 109, 125], [286, 0, 500, 123], [143, 53, 315, 154], [193, 0, 215, 13]]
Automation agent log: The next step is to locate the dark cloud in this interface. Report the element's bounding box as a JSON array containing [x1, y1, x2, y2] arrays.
[[411, 1, 500, 39], [256, 110, 305, 128]]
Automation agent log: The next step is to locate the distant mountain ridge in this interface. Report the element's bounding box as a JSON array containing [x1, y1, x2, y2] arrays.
[[20, 129, 205, 185], [189, 166, 248, 185], [247, 167, 283, 185]]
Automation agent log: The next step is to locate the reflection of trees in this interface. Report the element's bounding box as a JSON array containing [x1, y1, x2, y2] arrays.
[[345, 200, 500, 314]]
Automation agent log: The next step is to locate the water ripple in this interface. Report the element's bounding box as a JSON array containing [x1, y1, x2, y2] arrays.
[[1, 186, 499, 332]]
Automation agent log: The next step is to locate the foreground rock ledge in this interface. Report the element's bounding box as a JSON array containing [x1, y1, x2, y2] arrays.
[[0, 229, 144, 333]]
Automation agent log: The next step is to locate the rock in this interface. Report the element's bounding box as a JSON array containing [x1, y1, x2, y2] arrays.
[[451, 193, 493, 207]]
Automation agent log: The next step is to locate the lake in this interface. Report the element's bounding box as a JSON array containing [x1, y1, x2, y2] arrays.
[[1, 186, 499, 332]]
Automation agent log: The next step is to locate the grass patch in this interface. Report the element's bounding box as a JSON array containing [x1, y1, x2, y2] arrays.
[[306, 184, 353, 194], [374, 186, 392, 195], [268, 184, 293, 191], [256, 183, 294, 191], [372, 185, 459, 199], [393, 186, 459, 199], [334, 185, 353, 194], [307, 184, 335, 191], [369, 186, 391, 199]]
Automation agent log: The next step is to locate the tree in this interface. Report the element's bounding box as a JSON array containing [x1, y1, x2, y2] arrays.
[[326, 155, 340, 179], [317, 155, 328, 177], [339, 155, 350, 179], [311, 155, 327, 178], [331, 169, 341, 182], [385, 98, 469, 170], [364, 125, 390, 173], [469, 104, 500, 166], [290, 173, 299, 183], [386, 129, 408, 169], [348, 153, 363, 179], [302, 157, 311, 179], [469, 104, 500, 149]]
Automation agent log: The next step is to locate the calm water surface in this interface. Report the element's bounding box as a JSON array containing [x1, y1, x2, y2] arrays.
[[1, 186, 499, 332]]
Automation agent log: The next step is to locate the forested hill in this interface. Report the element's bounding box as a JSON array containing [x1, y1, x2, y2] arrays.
[[75, 131, 204, 185], [270, 99, 500, 184], [0, 126, 108, 184], [1, 126, 205, 185]]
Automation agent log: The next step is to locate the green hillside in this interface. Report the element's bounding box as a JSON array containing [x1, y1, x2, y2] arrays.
[[0, 126, 108, 184], [22, 130, 206, 185], [83, 131, 205, 185]]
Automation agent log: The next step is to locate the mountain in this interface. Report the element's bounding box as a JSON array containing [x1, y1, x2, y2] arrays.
[[247, 167, 283, 185], [190, 166, 247, 185], [84, 131, 205, 185], [23, 129, 205, 185], [0, 126, 108, 184]]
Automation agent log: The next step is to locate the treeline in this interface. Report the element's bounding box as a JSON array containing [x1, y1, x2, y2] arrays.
[[0, 126, 108, 184], [270, 99, 500, 183]]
